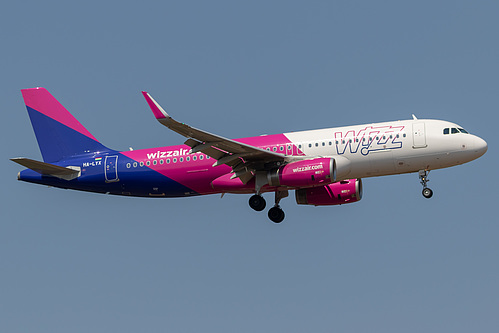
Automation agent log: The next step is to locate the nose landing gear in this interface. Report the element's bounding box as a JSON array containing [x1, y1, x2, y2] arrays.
[[419, 170, 433, 198]]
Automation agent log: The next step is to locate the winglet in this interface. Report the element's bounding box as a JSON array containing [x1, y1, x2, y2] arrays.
[[142, 91, 169, 119]]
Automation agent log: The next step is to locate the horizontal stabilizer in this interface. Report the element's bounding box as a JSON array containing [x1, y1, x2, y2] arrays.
[[11, 157, 81, 181]]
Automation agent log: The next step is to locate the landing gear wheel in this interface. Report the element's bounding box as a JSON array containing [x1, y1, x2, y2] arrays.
[[249, 194, 266, 211], [418, 170, 433, 199], [268, 206, 285, 223], [422, 188, 433, 199]]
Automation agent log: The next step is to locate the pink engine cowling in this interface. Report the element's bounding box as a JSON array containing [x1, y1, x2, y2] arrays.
[[267, 157, 336, 188], [295, 179, 362, 206]]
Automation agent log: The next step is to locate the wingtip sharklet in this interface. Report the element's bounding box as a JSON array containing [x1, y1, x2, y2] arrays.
[[142, 91, 170, 120]]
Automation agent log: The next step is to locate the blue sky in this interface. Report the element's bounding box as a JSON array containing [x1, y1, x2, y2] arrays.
[[1, 1, 497, 332]]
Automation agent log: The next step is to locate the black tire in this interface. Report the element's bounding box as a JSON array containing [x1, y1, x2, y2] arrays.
[[249, 194, 266, 211], [422, 188, 433, 199], [268, 206, 285, 223]]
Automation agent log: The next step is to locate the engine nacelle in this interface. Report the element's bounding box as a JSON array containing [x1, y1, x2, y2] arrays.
[[295, 178, 362, 206], [268, 158, 335, 188]]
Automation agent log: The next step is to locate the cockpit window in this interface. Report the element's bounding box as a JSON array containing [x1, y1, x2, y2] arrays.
[[444, 127, 469, 135]]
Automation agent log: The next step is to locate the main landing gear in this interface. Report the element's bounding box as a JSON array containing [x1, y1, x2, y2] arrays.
[[249, 190, 288, 223], [419, 170, 433, 199]]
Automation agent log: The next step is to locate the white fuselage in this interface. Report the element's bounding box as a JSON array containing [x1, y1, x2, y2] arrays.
[[283, 119, 487, 180]]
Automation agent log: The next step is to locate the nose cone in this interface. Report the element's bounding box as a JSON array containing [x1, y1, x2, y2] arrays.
[[473, 135, 488, 158]]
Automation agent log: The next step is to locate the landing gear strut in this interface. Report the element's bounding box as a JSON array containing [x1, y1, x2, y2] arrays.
[[268, 190, 288, 223], [419, 170, 433, 199]]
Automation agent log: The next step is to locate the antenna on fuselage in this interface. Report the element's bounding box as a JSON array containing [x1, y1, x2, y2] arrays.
[[412, 114, 418, 120]]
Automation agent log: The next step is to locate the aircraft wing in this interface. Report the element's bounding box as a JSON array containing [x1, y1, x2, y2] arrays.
[[142, 92, 286, 183]]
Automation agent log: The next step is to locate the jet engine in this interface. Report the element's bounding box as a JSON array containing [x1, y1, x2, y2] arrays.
[[267, 157, 334, 188], [267, 156, 351, 188], [295, 178, 362, 206]]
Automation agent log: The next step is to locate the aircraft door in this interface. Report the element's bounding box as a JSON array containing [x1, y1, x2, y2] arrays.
[[105, 155, 119, 182], [412, 122, 427, 148]]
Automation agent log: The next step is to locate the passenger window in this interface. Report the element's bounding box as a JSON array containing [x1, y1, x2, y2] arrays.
[[315, 143, 318, 147], [146, 161, 151, 166], [160, 159, 164, 164], [153, 160, 157, 165], [179, 157, 183, 162], [167, 159, 170, 164], [126, 163, 131, 168]]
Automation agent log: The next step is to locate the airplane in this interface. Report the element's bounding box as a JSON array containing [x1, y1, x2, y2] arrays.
[[12, 87, 487, 223]]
